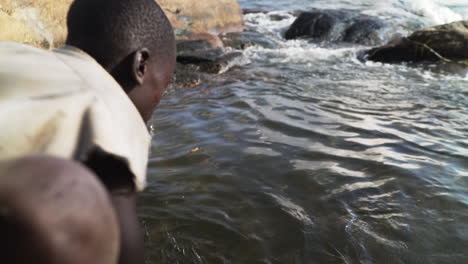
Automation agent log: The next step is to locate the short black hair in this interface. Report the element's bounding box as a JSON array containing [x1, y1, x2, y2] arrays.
[[66, 0, 174, 70]]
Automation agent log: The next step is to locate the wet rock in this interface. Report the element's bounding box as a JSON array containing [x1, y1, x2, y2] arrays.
[[366, 20, 468, 64], [172, 53, 243, 88], [177, 48, 243, 74], [178, 48, 224, 65], [172, 63, 204, 89], [269, 13, 290, 22], [343, 17, 384, 45], [198, 52, 243, 74], [242, 9, 268, 15], [177, 39, 221, 55], [284, 9, 386, 46], [222, 31, 278, 50], [173, 38, 244, 87]]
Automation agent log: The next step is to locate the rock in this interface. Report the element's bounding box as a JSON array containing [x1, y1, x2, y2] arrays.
[[1, 0, 245, 88], [177, 39, 220, 55], [179, 33, 224, 49], [284, 9, 386, 46], [178, 48, 225, 66], [197, 52, 243, 74], [0, 0, 72, 49], [366, 20, 468, 64], [1, 0, 244, 49], [0, 10, 39, 46], [343, 17, 384, 45], [177, 40, 242, 74], [172, 63, 204, 89], [157, 0, 244, 38], [242, 9, 268, 15], [172, 38, 244, 88], [222, 31, 278, 50], [172, 51, 243, 88], [269, 13, 290, 22]]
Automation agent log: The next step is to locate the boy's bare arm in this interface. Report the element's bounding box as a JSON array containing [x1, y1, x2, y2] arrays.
[[84, 150, 145, 264], [0, 155, 120, 264], [111, 193, 145, 264]]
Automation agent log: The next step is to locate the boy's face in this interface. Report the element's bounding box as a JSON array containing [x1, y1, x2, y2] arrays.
[[128, 50, 176, 122]]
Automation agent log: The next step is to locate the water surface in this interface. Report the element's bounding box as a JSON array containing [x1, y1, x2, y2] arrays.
[[140, 1, 468, 263]]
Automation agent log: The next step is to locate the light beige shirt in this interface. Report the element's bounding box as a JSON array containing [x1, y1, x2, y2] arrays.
[[0, 42, 151, 191]]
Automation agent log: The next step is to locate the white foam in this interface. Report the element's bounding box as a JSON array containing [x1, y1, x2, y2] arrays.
[[244, 40, 360, 64], [244, 11, 296, 36], [243, 11, 363, 64], [400, 0, 465, 25]]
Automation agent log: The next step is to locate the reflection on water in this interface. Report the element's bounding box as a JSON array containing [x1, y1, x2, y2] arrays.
[[140, 2, 468, 263]]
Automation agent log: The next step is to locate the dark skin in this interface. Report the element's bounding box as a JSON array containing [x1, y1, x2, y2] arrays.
[[102, 45, 176, 264], [0, 156, 120, 264], [0, 44, 176, 263]]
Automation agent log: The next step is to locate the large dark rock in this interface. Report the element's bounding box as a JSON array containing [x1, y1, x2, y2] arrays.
[[366, 20, 468, 64], [284, 9, 386, 46]]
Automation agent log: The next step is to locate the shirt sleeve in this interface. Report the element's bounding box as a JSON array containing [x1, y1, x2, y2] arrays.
[[53, 46, 151, 191], [0, 43, 151, 192]]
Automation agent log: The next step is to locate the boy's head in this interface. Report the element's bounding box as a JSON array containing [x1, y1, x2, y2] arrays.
[[66, 0, 176, 122]]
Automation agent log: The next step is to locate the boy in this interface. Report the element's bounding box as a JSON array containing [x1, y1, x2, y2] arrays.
[[0, 0, 176, 263]]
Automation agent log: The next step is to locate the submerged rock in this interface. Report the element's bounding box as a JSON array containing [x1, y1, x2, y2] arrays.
[[284, 9, 386, 46], [177, 39, 222, 55], [173, 38, 244, 88], [222, 31, 278, 50], [242, 9, 268, 15], [366, 20, 468, 64], [172, 63, 204, 89], [177, 40, 242, 74]]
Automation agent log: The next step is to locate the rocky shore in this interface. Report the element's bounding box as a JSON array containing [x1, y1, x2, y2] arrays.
[[0, 0, 248, 88], [0, 0, 244, 48], [284, 10, 468, 67], [2, 1, 467, 89], [281, 9, 468, 67]]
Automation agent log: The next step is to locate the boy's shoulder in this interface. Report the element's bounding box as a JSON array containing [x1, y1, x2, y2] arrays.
[[0, 42, 90, 99], [0, 42, 151, 191]]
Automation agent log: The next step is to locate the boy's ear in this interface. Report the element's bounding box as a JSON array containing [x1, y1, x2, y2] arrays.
[[132, 48, 150, 85]]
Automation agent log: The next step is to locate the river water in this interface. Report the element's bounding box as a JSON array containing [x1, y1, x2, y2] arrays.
[[140, 0, 468, 263]]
